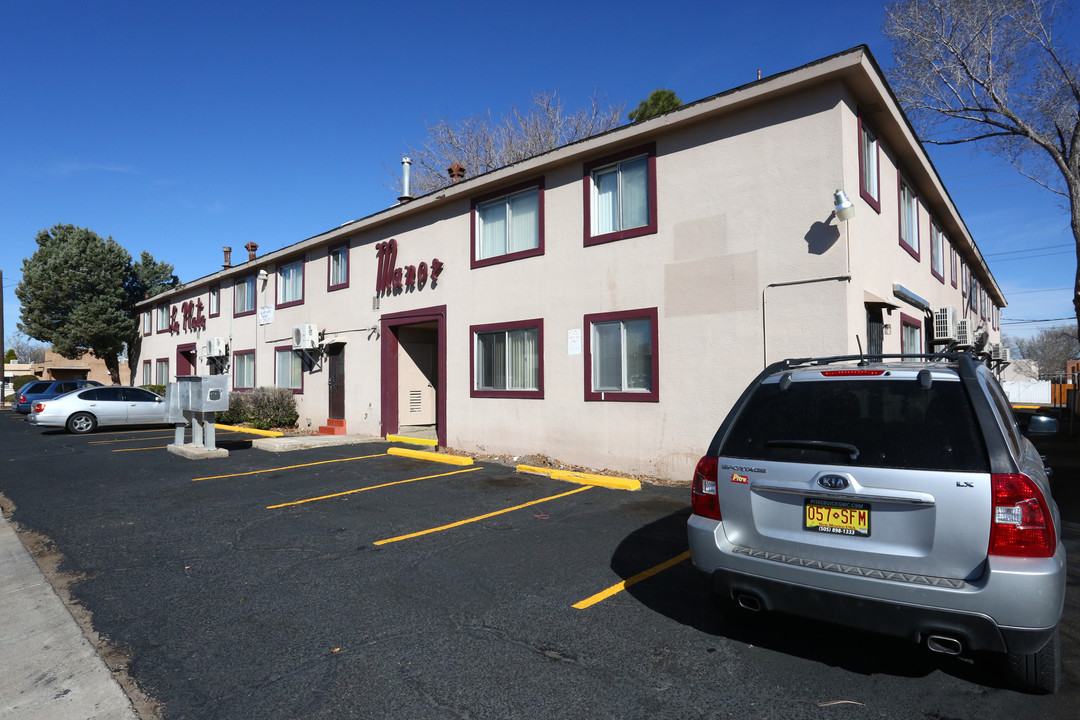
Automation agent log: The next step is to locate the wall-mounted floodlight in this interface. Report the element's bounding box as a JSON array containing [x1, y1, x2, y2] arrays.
[[257, 269, 269, 282], [833, 189, 855, 221]]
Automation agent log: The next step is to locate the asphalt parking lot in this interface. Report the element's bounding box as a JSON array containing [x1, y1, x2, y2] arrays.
[[1, 410, 1078, 719]]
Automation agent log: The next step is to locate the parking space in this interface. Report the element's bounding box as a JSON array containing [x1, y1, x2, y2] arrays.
[[2, 409, 1077, 719]]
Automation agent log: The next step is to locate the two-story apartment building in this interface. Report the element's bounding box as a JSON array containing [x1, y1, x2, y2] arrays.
[[136, 46, 1005, 482]]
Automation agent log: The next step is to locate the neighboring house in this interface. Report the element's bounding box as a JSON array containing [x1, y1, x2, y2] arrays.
[[3, 362, 33, 399], [136, 46, 1006, 482], [31, 349, 114, 386]]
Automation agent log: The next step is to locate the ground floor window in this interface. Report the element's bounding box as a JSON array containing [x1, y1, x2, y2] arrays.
[[901, 313, 923, 355], [155, 358, 169, 384], [275, 347, 303, 392], [142, 360, 151, 385], [471, 320, 543, 398], [584, 308, 659, 402], [234, 351, 255, 390]]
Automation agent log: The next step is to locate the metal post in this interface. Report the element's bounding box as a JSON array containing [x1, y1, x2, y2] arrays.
[[192, 412, 204, 448], [205, 414, 216, 451]]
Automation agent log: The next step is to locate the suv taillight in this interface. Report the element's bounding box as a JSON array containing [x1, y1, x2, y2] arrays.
[[691, 456, 721, 520], [18, 394, 26, 403], [988, 473, 1056, 558]]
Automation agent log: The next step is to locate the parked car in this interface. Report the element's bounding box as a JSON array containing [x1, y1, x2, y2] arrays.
[[15, 379, 103, 413], [688, 352, 1065, 693], [28, 386, 170, 434]]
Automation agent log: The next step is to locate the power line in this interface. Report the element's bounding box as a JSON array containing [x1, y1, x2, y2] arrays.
[[984, 243, 1072, 258]]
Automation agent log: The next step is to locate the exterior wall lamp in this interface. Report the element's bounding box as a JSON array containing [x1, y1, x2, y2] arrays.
[[833, 189, 855, 221]]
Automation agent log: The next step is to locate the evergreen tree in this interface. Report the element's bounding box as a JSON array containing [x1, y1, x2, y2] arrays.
[[627, 89, 682, 122]]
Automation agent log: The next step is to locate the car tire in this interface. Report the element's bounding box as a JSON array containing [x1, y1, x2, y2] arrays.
[[66, 412, 97, 435], [1005, 627, 1060, 694]]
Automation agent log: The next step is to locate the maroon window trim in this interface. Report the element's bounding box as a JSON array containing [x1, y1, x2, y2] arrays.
[[583, 143, 658, 247], [234, 275, 256, 318], [155, 305, 170, 334], [900, 312, 923, 354], [930, 221, 945, 284], [858, 115, 881, 214], [233, 349, 255, 391], [142, 310, 152, 337], [274, 345, 305, 394], [583, 307, 659, 403], [469, 319, 544, 399], [208, 285, 221, 318], [155, 357, 170, 384], [327, 242, 350, 291], [470, 178, 545, 269], [275, 257, 305, 310], [898, 173, 920, 261], [141, 359, 151, 383], [950, 245, 958, 288]]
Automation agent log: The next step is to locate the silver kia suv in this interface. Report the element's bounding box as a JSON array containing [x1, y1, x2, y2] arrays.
[[687, 353, 1065, 693]]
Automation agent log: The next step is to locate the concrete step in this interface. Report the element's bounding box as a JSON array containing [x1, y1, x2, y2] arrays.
[[318, 418, 347, 435]]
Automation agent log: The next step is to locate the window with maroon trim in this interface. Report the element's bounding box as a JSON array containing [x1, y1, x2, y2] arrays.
[[900, 313, 923, 355], [142, 310, 152, 337], [470, 319, 543, 399], [276, 258, 304, 309], [155, 358, 169, 384], [328, 243, 349, 291], [584, 144, 657, 246], [950, 245, 957, 288], [970, 275, 979, 312], [584, 308, 659, 402], [155, 304, 169, 334], [930, 220, 945, 283], [858, 117, 881, 212], [899, 175, 919, 259], [275, 346, 304, 393], [208, 285, 220, 317], [142, 360, 151, 385], [471, 179, 544, 269], [233, 350, 255, 390], [234, 275, 256, 317]]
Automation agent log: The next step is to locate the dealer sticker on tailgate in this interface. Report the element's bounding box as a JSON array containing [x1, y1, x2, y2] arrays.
[[804, 498, 870, 537]]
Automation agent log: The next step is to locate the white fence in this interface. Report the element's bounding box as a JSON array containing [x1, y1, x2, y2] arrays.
[[1001, 380, 1052, 405]]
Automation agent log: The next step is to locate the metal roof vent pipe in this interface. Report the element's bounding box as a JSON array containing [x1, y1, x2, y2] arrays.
[[245, 241, 258, 261], [398, 157, 413, 204], [222, 246, 232, 269]]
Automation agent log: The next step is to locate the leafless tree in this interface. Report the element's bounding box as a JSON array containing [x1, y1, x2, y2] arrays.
[[397, 90, 624, 196], [1006, 325, 1080, 374], [884, 0, 1080, 338], [5, 331, 46, 363]]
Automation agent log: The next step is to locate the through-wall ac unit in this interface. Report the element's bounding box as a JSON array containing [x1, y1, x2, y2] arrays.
[[1003, 347, 1012, 362], [955, 318, 973, 348], [990, 343, 1004, 360], [202, 337, 226, 358], [932, 306, 957, 342], [292, 323, 319, 350]]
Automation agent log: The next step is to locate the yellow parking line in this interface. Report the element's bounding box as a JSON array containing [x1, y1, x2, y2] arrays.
[[113, 446, 168, 452], [266, 467, 483, 509], [572, 550, 691, 610], [191, 452, 388, 482], [91, 434, 179, 444], [374, 485, 592, 546]]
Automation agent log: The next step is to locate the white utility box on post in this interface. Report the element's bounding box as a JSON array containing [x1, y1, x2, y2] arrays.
[[167, 375, 231, 459]]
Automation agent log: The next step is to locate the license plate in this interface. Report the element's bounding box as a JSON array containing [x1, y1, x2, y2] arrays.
[[804, 498, 870, 537]]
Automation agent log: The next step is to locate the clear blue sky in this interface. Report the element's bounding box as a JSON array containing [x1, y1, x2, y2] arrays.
[[2, 0, 1077, 349]]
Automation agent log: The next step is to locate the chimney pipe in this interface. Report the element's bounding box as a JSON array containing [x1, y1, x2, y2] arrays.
[[222, 246, 232, 268], [398, 157, 413, 204], [448, 163, 466, 184], [244, 242, 258, 261]]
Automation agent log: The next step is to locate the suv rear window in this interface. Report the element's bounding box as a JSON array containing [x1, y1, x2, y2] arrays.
[[719, 377, 989, 472], [24, 382, 50, 394]]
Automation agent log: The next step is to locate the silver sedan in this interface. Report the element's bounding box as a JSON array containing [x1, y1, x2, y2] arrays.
[[28, 386, 170, 434]]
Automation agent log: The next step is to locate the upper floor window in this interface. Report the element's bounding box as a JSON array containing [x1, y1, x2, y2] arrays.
[[234, 275, 256, 316], [930, 220, 945, 282], [950, 245, 958, 288], [899, 176, 919, 259], [472, 180, 544, 268], [156, 304, 169, 333], [276, 258, 304, 308], [142, 310, 152, 336], [209, 286, 220, 317], [328, 243, 349, 290], [471, 320, 543, 399], [584, 308, 659, 402], [584, 144, 657, 246], [859, 117, 881, 212], [970, 276, 979, 312]]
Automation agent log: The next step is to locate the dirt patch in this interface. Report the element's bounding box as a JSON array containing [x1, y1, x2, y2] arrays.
[[0, 492, 163, 720]]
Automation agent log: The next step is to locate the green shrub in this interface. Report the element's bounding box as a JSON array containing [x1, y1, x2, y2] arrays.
[[12, 375, 38, 392], [216, 387, 297, 430], [140, 384, 166, 397]]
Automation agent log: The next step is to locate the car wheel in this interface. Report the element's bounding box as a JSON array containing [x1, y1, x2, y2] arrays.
[[66, 412, 97, 435], [1005, 627, 1060, 694]]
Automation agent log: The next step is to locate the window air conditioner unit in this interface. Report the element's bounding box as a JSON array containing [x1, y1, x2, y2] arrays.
[[990, 343, 1004, 360], [292, 323, 319, 350], [203, 337, 226, 358], [1003, 347, 1012, 362], [932, 306, 957, 342], [955, 319, 972, 348]]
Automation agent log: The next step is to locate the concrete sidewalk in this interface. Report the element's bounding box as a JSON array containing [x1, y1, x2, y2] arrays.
[[0, 513, 137, 720]]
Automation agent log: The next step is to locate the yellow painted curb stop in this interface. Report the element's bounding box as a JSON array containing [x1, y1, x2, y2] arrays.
[[214, 423, 285, 438], [388, 447, 473, 466], [517, 464, 640, 491], [386, 434, 438, 447]]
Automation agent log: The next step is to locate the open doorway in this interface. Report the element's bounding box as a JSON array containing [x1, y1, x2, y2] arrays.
[[381, 306, 446, 446], [176, 343, 197, 377]]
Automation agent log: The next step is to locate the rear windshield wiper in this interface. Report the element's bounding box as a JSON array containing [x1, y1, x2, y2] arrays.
[[765, 439, 860, 461]]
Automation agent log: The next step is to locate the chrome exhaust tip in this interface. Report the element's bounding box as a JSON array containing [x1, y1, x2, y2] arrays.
[[926, 635, 963, 656], [736, 594, 762, 612]]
